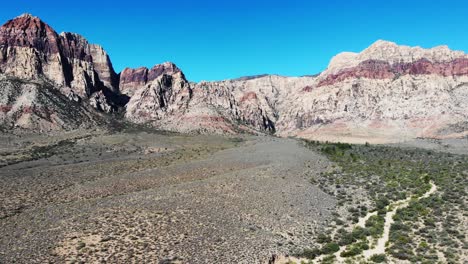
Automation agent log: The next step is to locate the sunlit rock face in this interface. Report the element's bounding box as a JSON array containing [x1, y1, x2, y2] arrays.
[[0, 14, 466, 142], [119, 62, 182, 97], [0, 14, 120, 111], [107, 40, 468, 142], [0, 74, 105, 131], [280, 40, 468, 143]]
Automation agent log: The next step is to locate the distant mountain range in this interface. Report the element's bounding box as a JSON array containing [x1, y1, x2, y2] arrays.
[[1, 14, 467, 143]]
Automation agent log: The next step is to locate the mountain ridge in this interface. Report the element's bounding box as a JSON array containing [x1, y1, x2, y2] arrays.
[[0, 14, 467, 143]]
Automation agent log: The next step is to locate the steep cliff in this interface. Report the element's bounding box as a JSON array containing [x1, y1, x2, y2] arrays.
[[0, 14, 122, 113], [0, 14, 466, 142]]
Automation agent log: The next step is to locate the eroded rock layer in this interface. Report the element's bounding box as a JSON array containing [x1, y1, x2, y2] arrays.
[[0, 14, 466, 143], [0, 14, 121, 111]]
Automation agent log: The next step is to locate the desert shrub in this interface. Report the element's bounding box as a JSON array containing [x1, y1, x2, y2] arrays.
[[366, 220, 384, 237], [340, 240, 369, 257], [376, 197, 389, 210], [302, 139, 467, 262], [336, 231, 355, 246], [317, 234, 331, 244], [321, 254, 336, 264], [296, 247, 320, 259], [321, 242, 340, 254], [370, 254, 386, 263], [351, 227, 368, 240]]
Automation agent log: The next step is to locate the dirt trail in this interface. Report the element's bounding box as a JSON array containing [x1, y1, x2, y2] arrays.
[[278, 181, 438, 264], [331, 182, 437, 262], [362, 181, 437, 259]]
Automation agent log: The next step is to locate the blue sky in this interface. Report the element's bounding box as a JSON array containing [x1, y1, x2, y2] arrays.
[[1, 1, 467, 82]]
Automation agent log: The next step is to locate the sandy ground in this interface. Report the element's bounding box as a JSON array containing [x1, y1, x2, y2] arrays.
[[362, 182, 437, 260], [391, 137, 468, 155], [0, 131, 335, 263]]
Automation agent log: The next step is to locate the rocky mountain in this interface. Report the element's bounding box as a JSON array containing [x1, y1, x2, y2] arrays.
[[0, 14, 466, 142], [288, 40, 468, 143], [0, 75, 106, 131], [0, 14, 124, 116]]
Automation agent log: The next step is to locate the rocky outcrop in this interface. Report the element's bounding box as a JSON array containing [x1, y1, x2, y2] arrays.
[[113, 40, 468, 142], [322, 40, 467, 75], [0, 14, 466, 142], [146, 40, 466, 142], [124, 65, 191, 124], [0, 14, 64, 82], [59, 32, 119, 94], [0, 14, 121, 111], [121, 65, 279, 134], [119, 62, 181, 97], [0, 75, 105, 131], [277, 41, 468, 143], [318, 58, 468, 87]]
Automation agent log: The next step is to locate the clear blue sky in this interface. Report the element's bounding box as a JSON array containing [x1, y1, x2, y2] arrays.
[[1, 1, 467, 82]]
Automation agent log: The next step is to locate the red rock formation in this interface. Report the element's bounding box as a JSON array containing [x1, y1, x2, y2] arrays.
[[119, 62, 182, 96], [318, 58, 468, 87], [0, 14, 120, 109], [148, 62, 181, 81], [239, 91, 258, 103], [0, 14, 466, 141], [301, 86, 314, 92], [120, 67, 148, 85], [0, 14, 60, 54]]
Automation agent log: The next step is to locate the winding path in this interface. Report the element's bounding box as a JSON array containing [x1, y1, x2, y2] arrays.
[[362, 181, 437, 259], [277, 181, 438, 263]]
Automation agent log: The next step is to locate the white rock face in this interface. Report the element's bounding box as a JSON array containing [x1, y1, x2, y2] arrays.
[[323, 40, 467, 76], [0, 15, 121, 113], [123, 41, 468, 143], [0, 75, 103, 131], [124, 71, 191, 124], [0, 13, 466, 142]]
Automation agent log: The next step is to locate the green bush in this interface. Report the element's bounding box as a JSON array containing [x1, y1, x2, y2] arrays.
[[317, 234, 331, 244], [297, 247, 320, 259], [370, 254, 387, 263], [351, 227, 368, 240], [365, 215, 385, 237], [321, 242, 340, 254], [337, 231, 355, 246], [321, 254, 336, 264], [340, 240, 369, 257]]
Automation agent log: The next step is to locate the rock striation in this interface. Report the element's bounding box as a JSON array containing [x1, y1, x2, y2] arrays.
[[0, 14, 122, 113], [119, 62, 182, 97], [0, 75, 105, 131], [0, 15, 466, 142]]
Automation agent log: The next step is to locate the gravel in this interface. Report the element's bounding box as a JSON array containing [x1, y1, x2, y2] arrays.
[[0, 132, 335, 263]]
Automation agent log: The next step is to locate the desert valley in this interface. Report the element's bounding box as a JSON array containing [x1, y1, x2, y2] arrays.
[[0, 13, 467, 264]]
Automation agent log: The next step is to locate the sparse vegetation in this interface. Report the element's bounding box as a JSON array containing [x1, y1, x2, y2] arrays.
[[1, 133, 333, 263], [301, 140, 467, 263]]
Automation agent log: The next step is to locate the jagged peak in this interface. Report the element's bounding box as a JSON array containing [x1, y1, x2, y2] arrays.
[[151, 61, 181, 71], [120, 61, 184, 87], [2, 13, 56, 36], [122, 62, 180, 73], [16, 13, 37, 19], [365, 39, 398, 50], [60, 31, 84, 39], [59, 32, 90, 44], [7, 13, 47, 26], [323, 40, 467, 75]]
